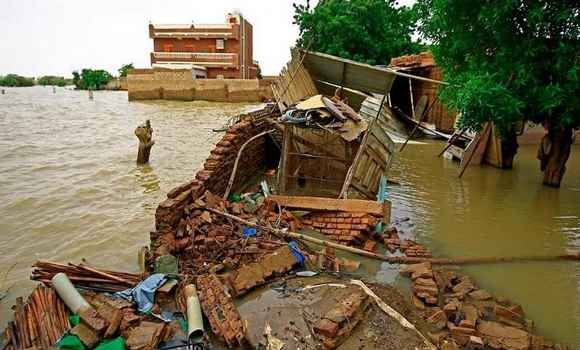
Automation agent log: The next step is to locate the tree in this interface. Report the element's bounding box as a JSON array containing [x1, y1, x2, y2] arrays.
[[38, 76, 70, 86], [118, 63, 134, 78], [0, 74, 35, 87], [293, 0, 422, 65], [72, 71, 81, 88], [418, 0, 579, 187], [71, 69, 113, 90]]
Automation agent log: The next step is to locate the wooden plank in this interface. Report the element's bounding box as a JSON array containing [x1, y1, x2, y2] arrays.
[[268, 195, 388, 217], [460, 123, 491, 167]]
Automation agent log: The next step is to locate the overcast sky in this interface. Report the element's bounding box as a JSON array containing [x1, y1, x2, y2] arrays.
[[0, 0, 414, 78]]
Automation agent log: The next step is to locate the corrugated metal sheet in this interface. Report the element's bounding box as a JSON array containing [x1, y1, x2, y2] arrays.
[[301, 50, 396, 95]]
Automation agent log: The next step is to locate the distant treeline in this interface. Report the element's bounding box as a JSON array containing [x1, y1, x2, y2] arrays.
[[1, 63, 133, 89], [37, 76, 72, 87], [0, 74, 72, 87], [0, 74, 35, 87]]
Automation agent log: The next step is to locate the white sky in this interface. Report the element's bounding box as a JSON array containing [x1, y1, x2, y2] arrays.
[[0, 0, 414, 78]]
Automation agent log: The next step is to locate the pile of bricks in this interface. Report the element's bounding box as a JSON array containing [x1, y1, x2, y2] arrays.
[[301, 212, 378, 248], [390, 52, 436, 68], [151, 106, 283, 270], [401, 262, 439, 307], [400, 263, 570, 350], [197, 274, 246, 348], [383, 227, 431, 257]]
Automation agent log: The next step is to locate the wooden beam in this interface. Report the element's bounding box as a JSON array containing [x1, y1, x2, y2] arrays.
[[268, 195, 388, 217]]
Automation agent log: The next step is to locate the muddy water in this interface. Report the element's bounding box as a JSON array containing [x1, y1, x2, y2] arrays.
[[0, 86, 259, 326], [387, 141, 580, 346]]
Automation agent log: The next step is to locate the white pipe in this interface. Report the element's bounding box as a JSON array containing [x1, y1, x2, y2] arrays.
[[185, 284, 204, 344], [51, 272, 91, 313]]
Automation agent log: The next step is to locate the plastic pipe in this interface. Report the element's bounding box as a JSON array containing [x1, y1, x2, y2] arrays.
[[184, 284, 204, 344], [51, 272, 91, 313]]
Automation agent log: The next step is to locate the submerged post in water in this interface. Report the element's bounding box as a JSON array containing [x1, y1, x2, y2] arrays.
[[135, 119, 155, 164], [88, 90, 94, 100]]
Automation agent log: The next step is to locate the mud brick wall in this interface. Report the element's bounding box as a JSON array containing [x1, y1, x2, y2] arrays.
[[151, 105, 280, 258], [302, 212, 378, 248], [126, 68, 273, 102]]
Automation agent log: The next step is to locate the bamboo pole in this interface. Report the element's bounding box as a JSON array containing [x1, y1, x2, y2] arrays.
[[437, 129, 465, 157], [202, 207, 580, 266], [223, 129, 276, 199]]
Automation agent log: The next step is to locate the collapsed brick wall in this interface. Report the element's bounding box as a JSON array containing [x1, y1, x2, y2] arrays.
[[151, 105, 281, 259]]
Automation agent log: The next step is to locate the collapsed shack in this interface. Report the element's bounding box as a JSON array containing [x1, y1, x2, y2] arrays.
[[1, 50, 574, 350], [389, 52, 457, 135]]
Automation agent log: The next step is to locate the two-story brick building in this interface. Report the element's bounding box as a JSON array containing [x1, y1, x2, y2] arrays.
[[149, 13, 259, 79]]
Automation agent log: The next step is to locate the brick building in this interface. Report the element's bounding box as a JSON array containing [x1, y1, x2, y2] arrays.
[[149, 13, 259, 79]]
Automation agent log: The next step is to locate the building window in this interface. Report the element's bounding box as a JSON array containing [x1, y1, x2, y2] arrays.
[[216, 39, 225, 50]]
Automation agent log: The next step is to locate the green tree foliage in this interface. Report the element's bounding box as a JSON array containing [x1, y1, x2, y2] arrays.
[[118, 63, 134, 78], [293, 0, 422, 65], [71, 69, 113, 90], [0, 74, 35, 87], [37, 76, 71, 87], [417, 0, 580, 134]]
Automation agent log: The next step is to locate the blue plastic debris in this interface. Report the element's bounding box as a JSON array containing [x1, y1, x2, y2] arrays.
[[288, 241, 305, 266], [375, 175, 388, 234], [243, 227, 257, 238], [114, 273, 167, 313]]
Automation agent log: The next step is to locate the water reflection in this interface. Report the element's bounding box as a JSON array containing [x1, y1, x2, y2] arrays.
[[132, 164, 160, 194]]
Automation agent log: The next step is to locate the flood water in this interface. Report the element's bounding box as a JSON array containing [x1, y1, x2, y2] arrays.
[[388, 141, 580, 347], [0, 86, 259, 326], [1, 87, 578, 347]]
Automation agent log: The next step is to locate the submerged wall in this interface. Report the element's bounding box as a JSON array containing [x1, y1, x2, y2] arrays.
[[127, 68, 273, 102]]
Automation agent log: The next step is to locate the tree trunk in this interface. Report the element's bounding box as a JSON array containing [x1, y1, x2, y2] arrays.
[[538, 126, 573, 187], [500, 127, 519, 169], [135, 120, 154, 164]]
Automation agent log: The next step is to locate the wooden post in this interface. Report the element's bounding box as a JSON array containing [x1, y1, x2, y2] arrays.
[[408, 78, 415, 119], [88, 90, 94, 100], [1, 89, 5, 95], [135, 120, 155, 164]]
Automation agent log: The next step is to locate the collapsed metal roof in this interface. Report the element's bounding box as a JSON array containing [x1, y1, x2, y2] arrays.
[[299, 50, 397, 95]]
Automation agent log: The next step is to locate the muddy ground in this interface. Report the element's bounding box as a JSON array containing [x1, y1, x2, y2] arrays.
[[235, 275, 433, 349]]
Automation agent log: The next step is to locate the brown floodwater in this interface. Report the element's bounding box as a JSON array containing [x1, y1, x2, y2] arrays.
[[387, 141, 580, 347], [1, 87, 578, 347], [0, 86, 259, 326]]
